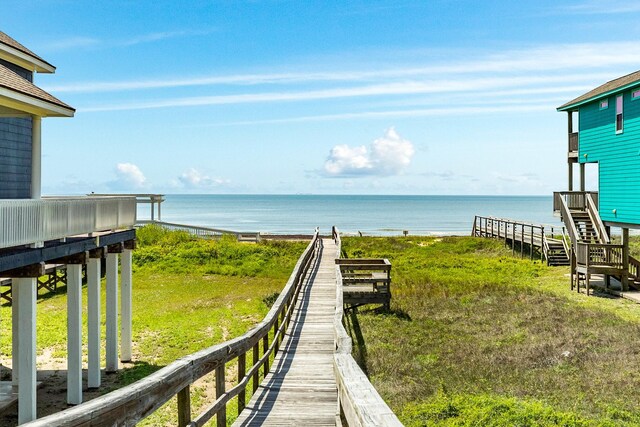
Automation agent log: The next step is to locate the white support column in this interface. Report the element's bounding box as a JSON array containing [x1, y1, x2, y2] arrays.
[[31, 116, 41, 199], [106, 253, 119, 372], [120, 249, 133, 362], [66, 264, 82, 405], [87, 258, 101, 388], [12, 284, 19, 386], [15, 278, 36, 424]]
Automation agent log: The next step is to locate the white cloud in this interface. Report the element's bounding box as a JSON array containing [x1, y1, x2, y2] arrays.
[[177, 168, 230, 189], [560, 0, 640, 14], [323, 127, 415, 177], [110, 162, 147, 189]]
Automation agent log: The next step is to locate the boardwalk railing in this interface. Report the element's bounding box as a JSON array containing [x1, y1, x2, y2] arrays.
[[472, 215, 559, 261], [25, 230, 320, 427], [332, 226, 403, 426], [137, 220, 261, 242], [0, 196, 136, 249]]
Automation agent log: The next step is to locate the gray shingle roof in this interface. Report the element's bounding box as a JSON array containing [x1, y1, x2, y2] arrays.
[[0, 63, 74, 112], [558, 70, 640, 111], [0, 31, 54, 70]]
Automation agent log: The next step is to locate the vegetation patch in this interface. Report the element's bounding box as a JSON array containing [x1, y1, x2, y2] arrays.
[[342, 236, 640, 426], [0, 225, 307, 425]]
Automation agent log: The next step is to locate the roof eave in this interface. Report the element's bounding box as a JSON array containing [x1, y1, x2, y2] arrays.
[[0, 87, 74, 117], [0, 44, 55, 73], [558, 80, 640, 112]]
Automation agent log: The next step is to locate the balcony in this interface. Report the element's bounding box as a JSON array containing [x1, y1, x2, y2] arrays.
[[0, 196, 136, 250], [553, 191, 598, 214], [568, 132, 578, 158]]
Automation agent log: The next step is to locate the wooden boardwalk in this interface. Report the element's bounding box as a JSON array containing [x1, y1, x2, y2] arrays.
[[233, 238, 338, 426]]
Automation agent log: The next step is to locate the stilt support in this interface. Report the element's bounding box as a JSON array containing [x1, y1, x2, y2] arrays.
[[15, 278, 37, 423], [106, 252, 119, 373], [67, 264, 83, 405], [87, 256, 102, 388]]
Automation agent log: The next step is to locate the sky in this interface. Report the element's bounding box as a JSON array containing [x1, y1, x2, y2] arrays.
[[3, 0, 640, 195]]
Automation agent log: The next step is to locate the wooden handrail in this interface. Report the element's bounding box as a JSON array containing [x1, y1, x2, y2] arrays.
[[25, 230, 321, 427], [332, 227, 403, 426], [557, 195, 580, 249], [585, 193, 610, 244]]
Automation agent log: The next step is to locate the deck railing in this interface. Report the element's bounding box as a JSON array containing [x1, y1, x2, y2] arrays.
[[25, 230, 320, 427], [576, 242, 625, 269], [585, 193, 610, 244], [332, 227, 403, 426], [569, 132, 578, 152], [553, 191, 599, 213], [0, 196, 136, 249]]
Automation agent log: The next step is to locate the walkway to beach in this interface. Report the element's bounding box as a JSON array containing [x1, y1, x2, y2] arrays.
[[233, 238, 338, 426]]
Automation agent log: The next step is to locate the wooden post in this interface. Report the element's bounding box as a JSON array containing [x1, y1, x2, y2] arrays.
[[177, 385, 191, 427], [580, 163, 586, 192], [263, 335, 270, 375], [216, 364, 226, 427], [16, 278, 37, 423], [121, 248, 133, 362], [87, 257, 101, 388], [238, 353, 246, 415], [540, 226, 545, 261], [622, 227, 630, 291], [274, 318, 279, 354], [570, 249, 575, 290], [520, 224, 524, 258], [530, 225, 534, 260], [252, 343, 259, 393], [67, 264, 83, 405], [106, 252, 119, 372], [511, 222, 515, 255]]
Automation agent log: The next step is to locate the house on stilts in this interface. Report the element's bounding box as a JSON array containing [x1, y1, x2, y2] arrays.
[[0, 31, 136, 423], [556, 70, 640, 294]]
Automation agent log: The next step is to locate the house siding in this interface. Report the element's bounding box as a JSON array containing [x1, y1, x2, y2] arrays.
[[0, 117, 32, 198], [0, 58, 33, 82], [579, 89, 640, 225]]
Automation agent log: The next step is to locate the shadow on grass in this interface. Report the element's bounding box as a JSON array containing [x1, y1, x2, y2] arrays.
[[345, 308, 369, 375], [116, 361, 165, 386]]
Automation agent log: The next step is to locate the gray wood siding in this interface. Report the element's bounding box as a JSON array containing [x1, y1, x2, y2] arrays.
[[0, 58, 33, 81], [0, 117, 32, 198]]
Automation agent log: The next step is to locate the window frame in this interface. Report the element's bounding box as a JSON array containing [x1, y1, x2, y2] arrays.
[[616, 94, 624, 134]]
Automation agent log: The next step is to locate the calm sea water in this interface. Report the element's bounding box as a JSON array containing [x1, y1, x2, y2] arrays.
[[138, 195, 562, 236]]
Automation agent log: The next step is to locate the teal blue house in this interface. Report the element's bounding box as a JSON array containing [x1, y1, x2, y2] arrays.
[[555, 71, 640, 292]]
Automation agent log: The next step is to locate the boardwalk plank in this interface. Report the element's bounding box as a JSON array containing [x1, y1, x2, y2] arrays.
[[233, 239, 338, 426]]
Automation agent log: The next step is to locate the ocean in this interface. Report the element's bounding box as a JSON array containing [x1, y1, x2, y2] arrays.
[[138, 194, 563, 236]]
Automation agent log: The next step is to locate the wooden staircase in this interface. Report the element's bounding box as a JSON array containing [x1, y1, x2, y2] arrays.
[[570, 210, 599, 242], [545, 238, 570, 266]]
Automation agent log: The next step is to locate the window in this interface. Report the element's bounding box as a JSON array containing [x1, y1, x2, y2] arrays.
[[616, 94, 623, 134], [600, 99, 609, 109], [633, 89, 640, 100]]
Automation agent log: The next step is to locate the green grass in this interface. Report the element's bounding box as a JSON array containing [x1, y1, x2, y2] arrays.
[[0, 225, 307, 426], [342, 236, 640, 427]]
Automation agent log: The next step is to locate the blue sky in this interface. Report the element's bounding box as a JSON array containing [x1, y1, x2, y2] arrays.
[[4, 0, 640, 195]]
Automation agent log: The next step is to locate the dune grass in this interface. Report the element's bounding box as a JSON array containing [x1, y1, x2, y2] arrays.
[[342, 236, 640, 426], [0, 225, 307, 426]]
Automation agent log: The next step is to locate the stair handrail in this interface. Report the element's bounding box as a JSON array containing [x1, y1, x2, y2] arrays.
[[585, 193, 610, 244], [559, 227, 571, 257], [558, 194, 581, 249]]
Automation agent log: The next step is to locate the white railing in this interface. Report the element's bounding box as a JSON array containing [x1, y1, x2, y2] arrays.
[[0, 196, 137, 249]]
